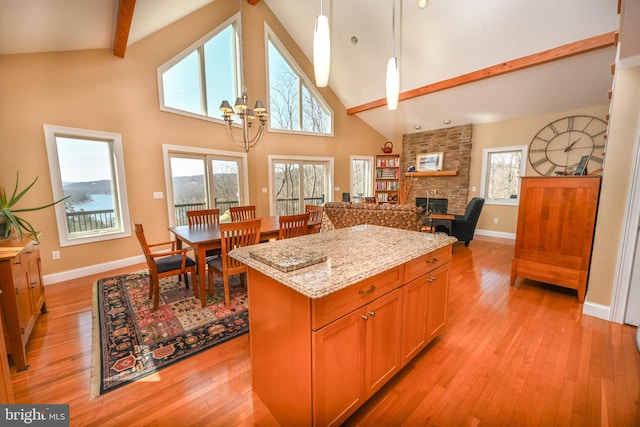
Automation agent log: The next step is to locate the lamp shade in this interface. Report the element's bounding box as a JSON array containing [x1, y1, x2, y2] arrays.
[[313, 14, 330, 87], [386, 57, 399, 110]]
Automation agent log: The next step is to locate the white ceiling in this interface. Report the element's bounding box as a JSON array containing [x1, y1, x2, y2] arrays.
[[1, 0, 636, 139]]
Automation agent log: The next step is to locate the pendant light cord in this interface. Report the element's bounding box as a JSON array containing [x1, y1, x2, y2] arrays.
[[239, 0, 246, 91], [391, 0, 396, 58]]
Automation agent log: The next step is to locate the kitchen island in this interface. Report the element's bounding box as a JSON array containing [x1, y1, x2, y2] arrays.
[[230, 225, 456, 426]]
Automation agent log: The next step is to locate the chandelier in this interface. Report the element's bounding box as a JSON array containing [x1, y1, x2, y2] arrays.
[[219, 0, 268, 152]]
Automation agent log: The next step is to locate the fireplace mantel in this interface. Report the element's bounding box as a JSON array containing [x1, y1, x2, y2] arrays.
[[405, 166, 459, 177]]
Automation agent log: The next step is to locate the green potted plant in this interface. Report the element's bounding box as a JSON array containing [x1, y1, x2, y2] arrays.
[[0, 172, 68, 242]]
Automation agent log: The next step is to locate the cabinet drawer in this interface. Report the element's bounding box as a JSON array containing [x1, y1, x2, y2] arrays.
[[311, 266, 403, 331], [404, 245, 451, 283]]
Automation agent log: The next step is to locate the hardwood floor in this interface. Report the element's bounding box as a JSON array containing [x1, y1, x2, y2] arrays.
[[10, 236, 640, 426]]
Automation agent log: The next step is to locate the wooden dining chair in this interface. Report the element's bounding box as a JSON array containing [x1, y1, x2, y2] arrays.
[[186, 208, 221, 259], [186, 208, 220, 226], [305, 205, 324, 234], [207, 218, 261, 307], [278, 212, 310, 240], [134, 223, 197, 310], [229, 205, 256, 222]]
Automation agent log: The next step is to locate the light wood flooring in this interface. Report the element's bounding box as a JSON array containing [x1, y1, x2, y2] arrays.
[[10, 236, 640, 426]]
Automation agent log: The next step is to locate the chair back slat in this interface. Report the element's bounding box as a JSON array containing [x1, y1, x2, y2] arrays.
[[230, 205, 257, 222], [305, 205, 323, 234], [187, 209, 220, 226], [279, 213, 310, 240]]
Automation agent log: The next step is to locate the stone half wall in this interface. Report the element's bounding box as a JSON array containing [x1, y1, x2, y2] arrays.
[[401, 124, 473, 215]]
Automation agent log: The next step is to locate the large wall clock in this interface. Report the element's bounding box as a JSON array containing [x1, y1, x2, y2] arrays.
[[528, 115, 608, 176]]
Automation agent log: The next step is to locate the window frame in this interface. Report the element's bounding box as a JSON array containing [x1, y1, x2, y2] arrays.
[[162, 144, 249, 227], [479, 145, 528, 206], [264, 23, 334, 137], [157, 13, 241, 124], [267, 154, 334, 216], [43, 124, 132, 247]]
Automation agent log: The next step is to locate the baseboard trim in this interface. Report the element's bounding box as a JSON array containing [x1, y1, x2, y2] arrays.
[[582, 301, 611, 321], [474, 229, 516, 240], [43, 255, 146, 285]]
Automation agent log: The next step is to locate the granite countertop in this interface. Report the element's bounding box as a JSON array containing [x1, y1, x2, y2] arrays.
[[230, 224, 457, 299]]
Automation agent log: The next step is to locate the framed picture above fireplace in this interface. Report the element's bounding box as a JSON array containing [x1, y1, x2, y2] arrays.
[[416, 152, 443, 172]]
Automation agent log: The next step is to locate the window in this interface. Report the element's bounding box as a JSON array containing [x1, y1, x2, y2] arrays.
[[268, 155, 333, 215], [266, 26, 333, 136], [158, 15, 238, 122], [163, 145, 248, 225], [480, 145, 528, 205], [44, 125, 131, 246], [350, 156, 374, 203]]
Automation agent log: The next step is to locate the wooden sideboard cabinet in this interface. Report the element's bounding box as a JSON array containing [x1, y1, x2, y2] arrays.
[[0, 236, 47, 371], [248, 244, 452, 427], [510, 176, 601, 302]]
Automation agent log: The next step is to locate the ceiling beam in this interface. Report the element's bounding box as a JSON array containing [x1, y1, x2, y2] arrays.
[[347, 31, 618, 115], [113, 0, 136, 58]]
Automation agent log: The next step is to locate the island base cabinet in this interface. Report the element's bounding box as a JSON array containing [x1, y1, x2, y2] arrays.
[[247, 243, 452, 427], [312, 289, 403, 427]]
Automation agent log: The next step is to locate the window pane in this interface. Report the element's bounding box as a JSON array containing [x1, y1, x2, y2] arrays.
[[487, 151, 522, 200], [351, 158, 372, 203], [268, 41, 300, 131], [204, 25, 236, 116], [273, 162, 301, 215], [170, 157, 206, 225], [302, 84, 330, 133], [211, 159, 240, 213], [56, 137, 120, 235], [303, 164, 326, 206], [162, 50, 203, 115]]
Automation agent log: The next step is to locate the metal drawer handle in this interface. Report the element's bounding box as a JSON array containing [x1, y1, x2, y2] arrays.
[[358, 285, 376, 295], [426, 257, 438, 265], [427, 276, 437, 282], [361, 314, 369, 320], [368, 311, 376, 317]]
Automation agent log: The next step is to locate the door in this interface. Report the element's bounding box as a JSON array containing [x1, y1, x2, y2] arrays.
[[168, 153, 245, 225], [271, 157, 331, 215], [625, 223, 640, 326]]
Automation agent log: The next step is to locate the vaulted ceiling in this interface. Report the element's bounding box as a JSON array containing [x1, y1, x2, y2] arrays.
[[1, 0, 638, 139]]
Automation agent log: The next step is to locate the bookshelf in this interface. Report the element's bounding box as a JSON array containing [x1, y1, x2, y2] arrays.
[[375, 154, 400, 204]]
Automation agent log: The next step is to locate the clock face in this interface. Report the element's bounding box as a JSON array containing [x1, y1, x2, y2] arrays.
[[528, 115, 608, 176]]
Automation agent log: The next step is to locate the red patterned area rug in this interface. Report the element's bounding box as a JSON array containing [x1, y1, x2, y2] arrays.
[[90, 271, 248, 398]]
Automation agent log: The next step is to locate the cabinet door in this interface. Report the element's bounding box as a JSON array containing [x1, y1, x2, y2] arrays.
[[0, 301, 15, 403], [26, 244, 45, 313], [364, 288, 403, 397], [11, 257, 33, 338], [426, 264, 450, 341], [313, 310, 365, 427], [401, 274, 429, 365]]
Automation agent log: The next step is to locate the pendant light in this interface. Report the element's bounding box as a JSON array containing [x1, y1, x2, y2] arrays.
[[219, 0, 268, 152], [386, 0, 400, 110], [313, 0, 330, 87]]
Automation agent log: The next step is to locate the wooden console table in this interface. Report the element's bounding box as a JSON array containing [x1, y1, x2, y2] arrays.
[[0, 235, 47, 371]]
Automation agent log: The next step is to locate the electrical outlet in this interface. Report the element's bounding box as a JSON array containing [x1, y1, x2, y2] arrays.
[[52, 250, 61, 260], [261, 187, 268, 193], [153, 192, 164, 199], [335, 186, 340, 191], [472, 186, 477, 192], [493, 218, 499, 224]]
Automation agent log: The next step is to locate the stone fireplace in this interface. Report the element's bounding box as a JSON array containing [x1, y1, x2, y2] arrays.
[[402, 124, 472, 215]]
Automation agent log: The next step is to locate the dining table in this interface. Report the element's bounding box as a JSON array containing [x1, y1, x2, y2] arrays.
[[169, 216, 283, 307]]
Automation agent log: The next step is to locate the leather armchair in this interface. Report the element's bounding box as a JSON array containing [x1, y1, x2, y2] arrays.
[[452, 197, 485, 246]]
